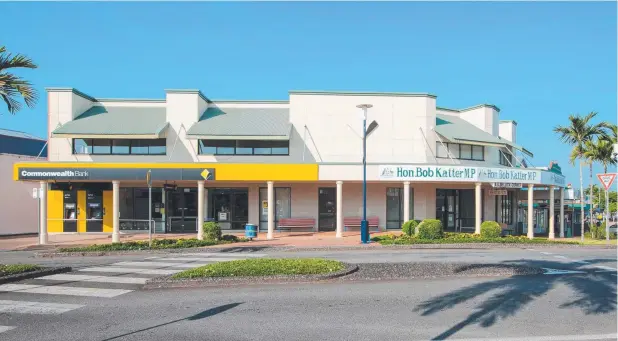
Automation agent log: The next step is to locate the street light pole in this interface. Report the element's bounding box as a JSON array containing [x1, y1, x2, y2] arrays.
[[357, 104, 373, 244]]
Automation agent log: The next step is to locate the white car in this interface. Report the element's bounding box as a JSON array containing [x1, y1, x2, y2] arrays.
[[609, 222, 617, 235]]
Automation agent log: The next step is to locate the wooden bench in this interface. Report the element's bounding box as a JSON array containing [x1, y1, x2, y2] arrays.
[[500, 223, 515, 236], [277, 218, 316, 232], [344, 216, 380, 232]]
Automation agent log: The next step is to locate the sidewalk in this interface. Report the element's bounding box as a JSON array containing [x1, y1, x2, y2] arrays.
[[0, 231, 394, 251]]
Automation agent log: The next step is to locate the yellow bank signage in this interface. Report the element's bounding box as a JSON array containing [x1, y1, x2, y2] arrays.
[[18, 167, 216, 181]]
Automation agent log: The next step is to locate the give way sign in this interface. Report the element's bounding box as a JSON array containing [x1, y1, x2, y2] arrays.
[[597, 173, 617, 190]]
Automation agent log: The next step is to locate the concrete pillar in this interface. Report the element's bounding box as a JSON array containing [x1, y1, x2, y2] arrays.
[[559, 187, 565, 238], [549, 186, 555, 239], [267, 181, 274, 239], [112, 181, 120, 243], [39, 181, 48, 245], [403, 181, 411, 222], [197, 181, 205, 240], [336, 181, 343, 238], [527, 184, 534, 239], [475, 183, 482, 234]]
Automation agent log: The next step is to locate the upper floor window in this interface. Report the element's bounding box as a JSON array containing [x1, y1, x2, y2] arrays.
[[436, 142, 484, 161], [73, 139, 166, 155], [499, 150, 513, 166], [198, 140, 289, 155]]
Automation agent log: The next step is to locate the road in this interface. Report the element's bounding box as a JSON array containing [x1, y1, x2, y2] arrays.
[[0, 247, 615, 341]]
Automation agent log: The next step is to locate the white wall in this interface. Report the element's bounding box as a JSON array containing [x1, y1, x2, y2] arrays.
[[459, 106, 499, 136], [499, 121, 517, 143], [0, 155, 41, 235]]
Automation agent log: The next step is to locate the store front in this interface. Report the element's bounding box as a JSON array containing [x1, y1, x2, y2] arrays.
[[210, 188, 249, 230], [435, 189, 479, 232]]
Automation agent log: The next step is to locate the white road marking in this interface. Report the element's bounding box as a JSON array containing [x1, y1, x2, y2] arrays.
[[540, 252, 553, 255], [112, 261, 190, 268], [0, 326, 16, 333], [553, 255, 568, 259], [180, 253, 266, 258], [0, 284, 132, 298], [158, 257, 228, 262], [79, 267, 181, 275], [542, 268, 586, 275], [526, 248, 536, 251], [447, 333, 618, 341], [39, 274, 149, 284], [0, 300, 84, 314]]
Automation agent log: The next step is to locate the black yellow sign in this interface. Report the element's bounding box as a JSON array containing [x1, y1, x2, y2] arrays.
[[17, 167, 216, 181]]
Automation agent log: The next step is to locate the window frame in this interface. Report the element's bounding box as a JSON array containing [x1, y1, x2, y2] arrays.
[[72, 138, 167, 155], [198, 139, 290, 156], [435, 142, 485, 161]]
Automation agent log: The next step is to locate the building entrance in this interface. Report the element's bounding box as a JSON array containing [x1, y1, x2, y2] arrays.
[[318, 187, 336, 231], [167, 188, 198, 232], [209, 188, 248, 230]]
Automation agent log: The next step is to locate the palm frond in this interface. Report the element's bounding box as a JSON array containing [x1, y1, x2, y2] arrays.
[[0, 47, 37, 71]]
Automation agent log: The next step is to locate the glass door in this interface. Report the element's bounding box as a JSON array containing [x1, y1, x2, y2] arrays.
[[318, 188, 336, 231], [167, 188, 198, 232], [231, 190, 249, 230], [386, 188, 402, 229]]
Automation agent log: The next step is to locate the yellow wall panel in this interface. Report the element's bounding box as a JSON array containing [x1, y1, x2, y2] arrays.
[[77, 191, 86, 233], [103, 190, 113, 233], [47, 190, 63, 233]]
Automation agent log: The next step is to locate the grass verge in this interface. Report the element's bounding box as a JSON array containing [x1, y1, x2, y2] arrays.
[[57, 236, 247, 252], [372, 232, 582, 245], [0, 264, 42, 276], [172, 258, 345, 279]]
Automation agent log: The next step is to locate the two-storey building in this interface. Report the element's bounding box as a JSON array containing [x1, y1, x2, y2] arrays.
[[13, 88, 568, 243]]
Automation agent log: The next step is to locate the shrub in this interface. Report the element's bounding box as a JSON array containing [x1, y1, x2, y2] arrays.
[[204, 221, 222, 241], [416, 219, 443, 239], [402, 220, 420, 236], [480, 221, 502, 238]]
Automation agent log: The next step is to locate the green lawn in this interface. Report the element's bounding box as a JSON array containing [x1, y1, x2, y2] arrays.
[[58, 236, 246, 252], [172, 258, 345, 279], [0, 264, 42, 276]]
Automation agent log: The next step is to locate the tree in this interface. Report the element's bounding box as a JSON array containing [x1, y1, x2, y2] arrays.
[[0, 46, 38, 115], [554, 112, 612, 241]]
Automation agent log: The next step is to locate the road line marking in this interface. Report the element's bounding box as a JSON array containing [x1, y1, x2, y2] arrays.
[[540, 252, 553, 255], [526, 248, 536, 251], [112, 261, 189, 268], [180, 253, 266, 258], [0, 326, 16, 333], [447, 333, 618, 341], [39, 274, 149, 284], [0, 284, 132, 298], [553, 255, 568, 259], [0, 300, 84, 314], [78, 267, 181, 275], [160, 257, 233, 262]]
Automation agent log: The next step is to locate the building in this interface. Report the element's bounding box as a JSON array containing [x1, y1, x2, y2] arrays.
[[1, 128, 47, 236], [13, 88, 568, 244]]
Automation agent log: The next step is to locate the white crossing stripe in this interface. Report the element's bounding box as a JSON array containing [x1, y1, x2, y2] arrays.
[[79, 267, 181, 275], [159, 257, 231, 262], [0, 326, 16, 333], [180, 253, 266, 258], [169, 263, 211, 268], [554, 255, 568, 259], [0, 300, 84, 314], [112, 261, 195, 268], [39, 274, 149, 284], [0, 284, 132, 298], [540, 252, 553, 255]]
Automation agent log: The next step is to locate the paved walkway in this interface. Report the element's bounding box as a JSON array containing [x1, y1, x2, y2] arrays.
[[0, 231, 393, 251]]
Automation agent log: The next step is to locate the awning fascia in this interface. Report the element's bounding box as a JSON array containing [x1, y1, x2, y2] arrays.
[[503, 140, 534, 158], [436, 132, 506, 148], [186, 135, 290, 141], [51, 123, 169, 140]]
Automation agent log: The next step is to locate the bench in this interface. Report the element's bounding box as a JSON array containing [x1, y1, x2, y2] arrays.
[[277, 218, 316, 232], [344, 216, 380, 232], [500, 223, 515, 236]]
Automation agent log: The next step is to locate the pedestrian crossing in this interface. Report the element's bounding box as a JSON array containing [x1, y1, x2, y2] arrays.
[[0, 251, 266, 336]]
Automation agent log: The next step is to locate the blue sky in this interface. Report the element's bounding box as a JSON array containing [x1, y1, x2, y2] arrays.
[[1, 1, 616, 184]]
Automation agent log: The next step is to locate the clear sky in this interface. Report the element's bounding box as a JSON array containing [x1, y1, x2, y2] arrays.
[[1, 1, 616, 184]]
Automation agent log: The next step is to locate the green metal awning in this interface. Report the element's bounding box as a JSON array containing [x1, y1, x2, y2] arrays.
[[186, 107, 291, 140], [52, 105, 169, 139]]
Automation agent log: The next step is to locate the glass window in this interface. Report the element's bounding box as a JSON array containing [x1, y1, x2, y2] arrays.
[[259, 187, 291, 231], [436, 142, 448, 158], [92, 139, 111, 154], [112, 140, 130, 154], [460, 144, 472, 159], [73, 139, 91, 154], [198, 140, 217, 155], [472, 145, 484, 160], [448, 143, 460, 158], [130, 140, 149, 154], [148, 139, 166, 155], [386, 188, 402, 229], [235, 141, 254, 155]]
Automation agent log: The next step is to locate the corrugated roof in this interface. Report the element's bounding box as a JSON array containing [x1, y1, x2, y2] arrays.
[[0, 128, 45, 141], [186, 107, 291, 140], [52, 105, 168, 138]]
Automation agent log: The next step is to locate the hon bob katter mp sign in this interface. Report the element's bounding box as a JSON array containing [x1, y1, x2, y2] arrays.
[[378, 165, 542, 184]]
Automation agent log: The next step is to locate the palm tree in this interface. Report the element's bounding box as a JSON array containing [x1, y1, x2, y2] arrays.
[[0, 46, 38, 115], [554, 112, 611, 241]]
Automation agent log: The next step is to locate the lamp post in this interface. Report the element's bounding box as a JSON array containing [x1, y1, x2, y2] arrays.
[[357, 104, 377, 244]]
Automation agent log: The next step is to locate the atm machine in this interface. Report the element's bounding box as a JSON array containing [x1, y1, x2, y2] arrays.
[[63, 190, 78, 232], [86, 191, 104, 232]]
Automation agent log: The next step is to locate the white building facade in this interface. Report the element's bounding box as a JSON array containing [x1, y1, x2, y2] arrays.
[[14, 88, 568, 243]]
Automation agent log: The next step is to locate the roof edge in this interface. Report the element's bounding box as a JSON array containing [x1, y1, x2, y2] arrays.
[[289, 90, 437, 99], [210, 100, 290, 104], [439, 104, 501, 113], [164, 89, 211, 103], [45, 87, 96, 102], [95, 98, 166, 103], [500, 120, 518, 126]]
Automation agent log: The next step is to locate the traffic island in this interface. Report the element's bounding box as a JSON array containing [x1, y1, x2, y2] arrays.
[[0, 264, 72, 284], [143, 258, 357, 289]]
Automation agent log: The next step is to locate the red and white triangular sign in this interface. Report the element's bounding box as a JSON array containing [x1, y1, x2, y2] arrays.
[[597, 173, 617, 190]]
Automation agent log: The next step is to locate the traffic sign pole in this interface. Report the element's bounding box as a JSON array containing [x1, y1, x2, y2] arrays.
[[597, 173, 616, 244]]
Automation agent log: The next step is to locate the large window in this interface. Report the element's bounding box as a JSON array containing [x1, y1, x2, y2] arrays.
[[258, 187, 292, 232], [199, 140, 289, 156], [73, 139, 166, 155], [436, 142, 484, 161], [499, 150, 513, 166], [496, 191, 514, 225], [386, 187, 415, 229]]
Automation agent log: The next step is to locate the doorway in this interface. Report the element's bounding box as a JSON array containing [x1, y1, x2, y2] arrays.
[[209, 189, 249, 230], [167, 188, 198, 232], [318, 187, 336, 231]]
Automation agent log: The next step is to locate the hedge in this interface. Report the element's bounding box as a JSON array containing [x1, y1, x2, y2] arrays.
[[480, 221, 502, 238], [402, 220, 420, 236], [416, 219, 443, 239]]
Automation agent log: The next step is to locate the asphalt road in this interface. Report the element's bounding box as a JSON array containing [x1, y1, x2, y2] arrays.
[[0, 273, 616, 341]]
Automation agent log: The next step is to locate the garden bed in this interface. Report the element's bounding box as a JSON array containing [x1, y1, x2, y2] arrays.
[[57, 236, 247, 252], [0, 264, 72, 284], [372, 232, 582, 245]]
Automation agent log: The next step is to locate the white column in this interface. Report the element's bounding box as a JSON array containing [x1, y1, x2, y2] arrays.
[[549, 186, 555, 239], [475, 183, 482, 234], [39, 181, 48, 245], [197, 181, 205, 240], [527, 184, 534, 239], [112, 181, 120, 243], [336, 181, 343, 238], [267, 181, 275, 239], [403, 181, 411, 222], [559, 187, 565, 238]]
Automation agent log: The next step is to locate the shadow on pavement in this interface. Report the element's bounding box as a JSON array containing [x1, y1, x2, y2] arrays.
[[414, 259, 616, 340], [100, 302, 243, 341]]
